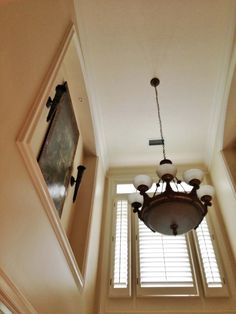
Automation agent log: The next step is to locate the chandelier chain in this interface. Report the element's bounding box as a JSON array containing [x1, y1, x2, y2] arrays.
[[154, 86, 166, 159]]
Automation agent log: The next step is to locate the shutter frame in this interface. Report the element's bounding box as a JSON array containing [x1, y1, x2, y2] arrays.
[[109, 197, 132, 297], [193, 217, 229, 297], [135, 217, 199, 297]]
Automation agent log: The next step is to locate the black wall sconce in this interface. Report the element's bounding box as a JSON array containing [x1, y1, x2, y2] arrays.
[[71, 165, 86, 202], [46, 82, 67, 122]]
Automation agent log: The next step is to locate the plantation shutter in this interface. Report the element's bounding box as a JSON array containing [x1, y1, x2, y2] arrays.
[[109, 183, 228, 298], [194, 218, 228, 297], [136, 219, 198, 296], [109, 199, 131, 297]]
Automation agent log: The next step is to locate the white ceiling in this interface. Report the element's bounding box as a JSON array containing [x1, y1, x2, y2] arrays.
[[76, 0, 236, 168]]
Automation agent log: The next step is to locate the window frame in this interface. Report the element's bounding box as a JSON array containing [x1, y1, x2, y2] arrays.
[[109, 196, 132, 297], [193, 215, 228, 297], [108, 177, 229, 298]]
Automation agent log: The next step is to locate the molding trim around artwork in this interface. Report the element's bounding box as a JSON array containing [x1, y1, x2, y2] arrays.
[[16, 23, 84, 291]]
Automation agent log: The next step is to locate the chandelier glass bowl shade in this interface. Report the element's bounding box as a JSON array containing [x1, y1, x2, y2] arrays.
[[128, 78, 215, 236]]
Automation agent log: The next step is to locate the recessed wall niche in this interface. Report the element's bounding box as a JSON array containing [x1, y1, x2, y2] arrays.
[[17, 25, 97, 289]]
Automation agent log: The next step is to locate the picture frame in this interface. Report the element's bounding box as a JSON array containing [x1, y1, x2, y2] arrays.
[[16, 24, 85, 290], [38, 82, 79, 217]]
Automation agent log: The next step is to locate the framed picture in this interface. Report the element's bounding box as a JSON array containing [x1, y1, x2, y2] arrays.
[[17, 25, 86, 290], [38, 82, 79, 217]]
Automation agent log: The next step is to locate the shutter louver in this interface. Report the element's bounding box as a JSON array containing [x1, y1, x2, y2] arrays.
[[113, 200, 129, 288], [196, 218, 223, 288], [110, 184, 227, 297], [138, 220, 194, 288]]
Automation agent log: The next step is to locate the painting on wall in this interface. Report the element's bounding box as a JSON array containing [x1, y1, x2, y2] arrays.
[[38, 82, 79, 217]]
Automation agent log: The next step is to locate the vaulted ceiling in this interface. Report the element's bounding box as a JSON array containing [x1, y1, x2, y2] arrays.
[[76, 0, 236, 168]]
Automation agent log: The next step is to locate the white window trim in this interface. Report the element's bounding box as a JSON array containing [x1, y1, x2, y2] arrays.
[[193, 216, 229, 297], [109, 196, 132, 297], [108, 178, 229, 298]]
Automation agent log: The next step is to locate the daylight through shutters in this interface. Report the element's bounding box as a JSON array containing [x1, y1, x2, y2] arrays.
[[138, 220, 194, 288], [195, 218, 223, 288], [113, 200, 129, 288], [109, 183, 228, 297]]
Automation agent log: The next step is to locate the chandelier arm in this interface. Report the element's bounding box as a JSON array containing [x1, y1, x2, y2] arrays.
[[154, 86, 166, 160], [153, 179, 161, 197], [165, 181, 173, 193]]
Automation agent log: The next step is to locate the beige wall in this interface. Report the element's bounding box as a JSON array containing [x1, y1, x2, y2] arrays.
[[0, 1, 105, 313], [210, 39, 236, 263]]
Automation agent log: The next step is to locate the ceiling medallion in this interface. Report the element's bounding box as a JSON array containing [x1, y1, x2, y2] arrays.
[[128, 78, 214, 235]]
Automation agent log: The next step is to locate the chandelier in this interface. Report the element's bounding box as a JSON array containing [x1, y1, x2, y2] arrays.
[[128, 78, 215, 236]]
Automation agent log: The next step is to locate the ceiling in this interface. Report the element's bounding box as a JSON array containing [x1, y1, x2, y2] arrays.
[[76, 0, 236, 168]]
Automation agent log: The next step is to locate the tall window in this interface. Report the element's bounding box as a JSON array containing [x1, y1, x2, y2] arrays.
[[113, 200, 129, 288], [109, 183, 228, 297], [109, 198, 131, 297]]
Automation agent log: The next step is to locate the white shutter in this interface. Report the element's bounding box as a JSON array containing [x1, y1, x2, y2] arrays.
[[136, 219, 198, 296], [194, 217, 228, 297], [109, 199, 131, 297], [110, 183, 228, 298]]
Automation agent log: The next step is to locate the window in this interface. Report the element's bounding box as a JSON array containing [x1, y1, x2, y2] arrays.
[[109, 199, 131, 297], [194, 217, 228, 297], [109, 182, 228, 297], [113, 200, 129, 288], [136, 219, 197, 296]]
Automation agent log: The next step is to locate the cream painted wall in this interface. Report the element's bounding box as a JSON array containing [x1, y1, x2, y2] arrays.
[[211, 152, 236, 261], [222, 62, 236, 191], [210, 40, 236, 263], [0, 1, 105, 313]]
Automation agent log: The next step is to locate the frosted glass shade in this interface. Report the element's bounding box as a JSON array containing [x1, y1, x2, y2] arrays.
[[197, 185, 215, 199], [128, 193, 143, 205], [156, 163, 177, 179], [133, 175, 153, 190], [183, 168, 204, 184]]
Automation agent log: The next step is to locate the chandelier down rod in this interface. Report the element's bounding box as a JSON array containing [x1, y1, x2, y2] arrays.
[[150, 77, 166, 160]]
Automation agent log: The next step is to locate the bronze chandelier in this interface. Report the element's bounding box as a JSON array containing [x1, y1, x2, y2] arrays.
[[128, 78, 214, 235]]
